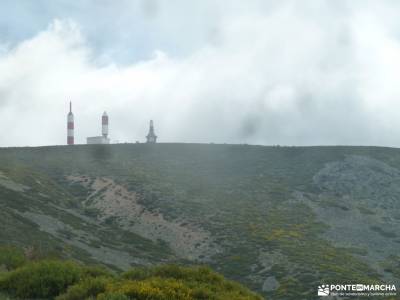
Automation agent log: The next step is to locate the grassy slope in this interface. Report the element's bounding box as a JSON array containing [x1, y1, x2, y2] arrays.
[[0, 144, 400, 299]]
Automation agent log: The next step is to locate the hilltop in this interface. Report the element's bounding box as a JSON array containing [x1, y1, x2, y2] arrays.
[[0, 144, 399, 299]]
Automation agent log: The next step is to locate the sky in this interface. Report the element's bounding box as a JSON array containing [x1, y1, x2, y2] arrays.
[[1, 0, 400, 147]]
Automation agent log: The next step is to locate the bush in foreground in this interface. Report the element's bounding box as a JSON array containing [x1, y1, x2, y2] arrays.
[[56, 276, 111, 300], [0, 256, 262, 299], [0, 260, 83, 299], [0, 247, 26, 271]]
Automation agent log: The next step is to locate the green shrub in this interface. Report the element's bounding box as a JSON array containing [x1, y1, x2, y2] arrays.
[[101, 278, 192, 300], [0, 293, 11, 300], [97, 293, 129, 300], [82, 265, 113, 278], [101, 276, 262, 300], [122, 265, 223, 284], [190, 286, 213, 299], [118, 265, 262, 300], [0, 260, 82, 299], [0, 246, 26, 271], [0, 250, 263, 300], [56, 276, 112, 300], [121, 267, 152, 281]]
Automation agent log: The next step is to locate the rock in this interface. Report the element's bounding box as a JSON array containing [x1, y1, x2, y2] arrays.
[[262, 276, 279, 292]]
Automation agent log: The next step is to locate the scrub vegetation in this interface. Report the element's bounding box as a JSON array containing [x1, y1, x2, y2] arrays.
[[0, 247, 261, 299]]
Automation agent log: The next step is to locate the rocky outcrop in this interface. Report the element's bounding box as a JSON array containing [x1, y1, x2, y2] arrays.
[[68, 176, 220, 261]]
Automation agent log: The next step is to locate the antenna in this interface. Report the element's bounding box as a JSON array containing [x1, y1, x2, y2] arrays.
[[67, 101, 74, 145]]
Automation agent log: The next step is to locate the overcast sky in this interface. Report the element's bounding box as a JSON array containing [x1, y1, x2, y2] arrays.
[[1, 0, 400, 147]]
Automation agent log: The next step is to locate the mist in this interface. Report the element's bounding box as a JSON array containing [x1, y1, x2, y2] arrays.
[[1, 0, 400, 147]]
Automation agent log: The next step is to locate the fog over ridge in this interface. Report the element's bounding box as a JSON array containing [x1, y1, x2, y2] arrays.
[[0, 1, 400, 146]]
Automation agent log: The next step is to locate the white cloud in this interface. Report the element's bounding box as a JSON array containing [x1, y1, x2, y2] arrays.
[[1, 1, 400, 147]]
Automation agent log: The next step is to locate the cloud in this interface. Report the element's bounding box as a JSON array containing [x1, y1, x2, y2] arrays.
[[1, 1, 400, 147]]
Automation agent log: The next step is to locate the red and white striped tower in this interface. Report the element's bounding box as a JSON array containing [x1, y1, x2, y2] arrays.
[[67, 101, 74, 145], [102, 111, 108, 138]]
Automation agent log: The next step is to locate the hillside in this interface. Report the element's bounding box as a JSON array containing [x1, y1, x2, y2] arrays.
[[0, 143, 399, 299]]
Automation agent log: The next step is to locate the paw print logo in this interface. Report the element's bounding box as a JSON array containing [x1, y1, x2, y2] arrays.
[[318, 285, 330, 296]]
